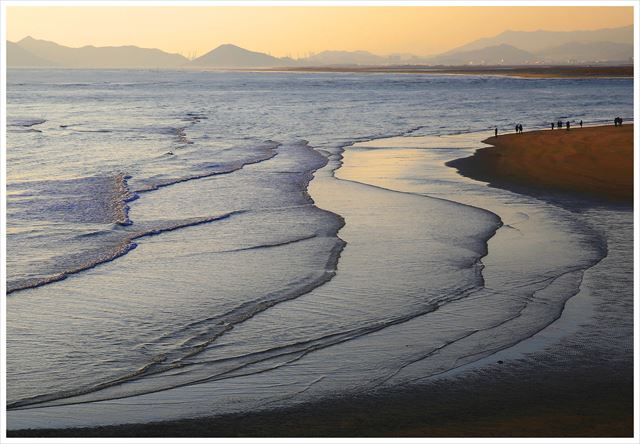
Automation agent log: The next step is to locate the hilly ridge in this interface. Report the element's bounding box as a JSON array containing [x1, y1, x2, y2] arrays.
[[10, 36, 189, 68], [427, 44, 537, 65], [449, 25, 633, 53]]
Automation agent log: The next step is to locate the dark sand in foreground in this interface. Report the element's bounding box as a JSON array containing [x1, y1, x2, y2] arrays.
[[448, 124, 633, 202], [9, 359, 632, 437]]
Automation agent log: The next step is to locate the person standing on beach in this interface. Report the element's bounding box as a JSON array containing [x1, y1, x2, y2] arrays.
[[580, 120, 583, 128], [566, 121, 571, 130], [495, 127, 498, 137], [515, 124, 519, 133], [519, 124, 524, 133], [558, 120, 563, 129], [551, 122, 555, 130]]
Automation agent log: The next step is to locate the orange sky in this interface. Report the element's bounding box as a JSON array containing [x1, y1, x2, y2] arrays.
[[6, 6, 634, 58]]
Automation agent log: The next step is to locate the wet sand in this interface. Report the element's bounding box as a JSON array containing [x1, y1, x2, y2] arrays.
[[447, 125, 633, 202]]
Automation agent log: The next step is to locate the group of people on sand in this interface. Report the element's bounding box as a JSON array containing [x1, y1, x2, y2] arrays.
[[493, 125, 524, 137], [551, 120, 583, 130], [493, 116, 626, 138], [493, 119, 584, 137]]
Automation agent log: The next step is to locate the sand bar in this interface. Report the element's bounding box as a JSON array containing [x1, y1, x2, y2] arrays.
[[448, 124, 633, 202]]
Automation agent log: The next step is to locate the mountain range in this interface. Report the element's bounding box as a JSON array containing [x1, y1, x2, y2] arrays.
[[10, 36, 188, 68], [7, 25, 633, 69]]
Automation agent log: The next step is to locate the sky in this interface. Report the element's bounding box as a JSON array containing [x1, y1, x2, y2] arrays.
[[6, 6, 634, 58]]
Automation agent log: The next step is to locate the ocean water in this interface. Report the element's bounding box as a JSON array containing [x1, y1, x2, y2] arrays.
[[5, 69, 633, 428]]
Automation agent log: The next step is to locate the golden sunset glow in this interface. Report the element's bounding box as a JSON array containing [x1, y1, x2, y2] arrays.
[[7, 6, 634, 58]]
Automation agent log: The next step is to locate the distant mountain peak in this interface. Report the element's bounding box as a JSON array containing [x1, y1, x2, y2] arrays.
[[190, 43, 290, 68], [217, 43, 242, 49]]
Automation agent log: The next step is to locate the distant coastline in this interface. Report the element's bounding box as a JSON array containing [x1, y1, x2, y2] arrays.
[[9, 65, 633, 79], [260, 65, 634, 78]]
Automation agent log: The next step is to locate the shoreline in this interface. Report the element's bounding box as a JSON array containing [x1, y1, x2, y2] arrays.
[[447, 124, 633, 203], [8, 129, 635, 437]]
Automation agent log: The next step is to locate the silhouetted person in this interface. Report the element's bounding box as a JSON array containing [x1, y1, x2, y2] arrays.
[[566, 121, 570, 130], [515, 124, 519, 133], [579, 120, 583, 128], [558, 120, 563, 129], [619, 117, 623, 126], [495, 127, 498, 137], [551, 122, 555, 130], [519, 124, 523, 133]]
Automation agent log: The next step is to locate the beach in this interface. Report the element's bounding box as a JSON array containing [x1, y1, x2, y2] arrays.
[[448, 124, 633, 202], [9, 130, 634, 437], [6, 70, 634, 437]]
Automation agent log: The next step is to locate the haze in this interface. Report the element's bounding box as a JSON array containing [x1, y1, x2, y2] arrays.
[[7, 6, 634, 58]]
